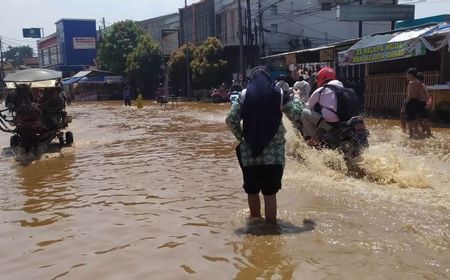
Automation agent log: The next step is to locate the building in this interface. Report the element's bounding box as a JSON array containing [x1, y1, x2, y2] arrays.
[[137, 13, 180, 58], [175, 0, 399, 80], [258, 0, 394, 55], [37, 19, 97, 76], [179, 0, 216, 46]]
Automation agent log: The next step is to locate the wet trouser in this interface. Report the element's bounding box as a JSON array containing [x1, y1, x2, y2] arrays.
[[300, 109, 333, 139]]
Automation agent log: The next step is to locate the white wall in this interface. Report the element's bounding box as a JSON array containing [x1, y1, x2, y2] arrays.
[[260, 0, 392, 54]]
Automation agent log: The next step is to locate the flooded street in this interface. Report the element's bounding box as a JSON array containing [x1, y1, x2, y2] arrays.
[[0, 101, 449, 279]]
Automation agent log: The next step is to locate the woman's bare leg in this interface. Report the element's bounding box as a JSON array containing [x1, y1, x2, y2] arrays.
[[247, 194, 261, 218], [408, 120, 418, 138], [263, 194, 277, 225], [420, 118, 433, 137]]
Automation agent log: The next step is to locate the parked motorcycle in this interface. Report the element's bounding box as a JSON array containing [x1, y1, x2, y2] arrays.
[[211, 88, 230, 103], [298, 116, 369, 160]]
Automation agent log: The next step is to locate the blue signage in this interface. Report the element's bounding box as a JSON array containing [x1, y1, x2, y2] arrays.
[[22, 28, 42, 38]]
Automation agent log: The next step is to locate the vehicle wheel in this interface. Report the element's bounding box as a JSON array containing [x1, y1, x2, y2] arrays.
[[65, 131, 74, 145], [212, 96, 222, 103], [10, 135, 21, 147], [339, 140, 359, 159]]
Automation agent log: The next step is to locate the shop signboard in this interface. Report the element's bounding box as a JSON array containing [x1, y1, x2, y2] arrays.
[[337, 4, 414, 22], [338, 40, 426, 66], [73, 37, 96, 49]]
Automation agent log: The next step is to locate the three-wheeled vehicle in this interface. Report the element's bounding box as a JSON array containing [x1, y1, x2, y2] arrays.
[[0, 68, 73, 152]]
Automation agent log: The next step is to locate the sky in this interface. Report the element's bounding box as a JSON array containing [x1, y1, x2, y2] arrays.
[[0, 0, 449, 55]]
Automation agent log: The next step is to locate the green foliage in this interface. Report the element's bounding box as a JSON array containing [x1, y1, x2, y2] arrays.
[[191, 37, 228, 89], [167, 43, 195, 96], [4, 46, 33, 66], [126, 34, 163, 97], [98, 20, 145, 74]]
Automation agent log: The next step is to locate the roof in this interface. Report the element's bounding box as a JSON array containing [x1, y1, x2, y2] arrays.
[[261, 38, 360, 60], [346, 26, 434, 51], [338, 23, 449, 66], [396, 14, 450, 29], [55, 18, 96, 24], [71, 70, 113, 78], [62, 70, 115, 85]]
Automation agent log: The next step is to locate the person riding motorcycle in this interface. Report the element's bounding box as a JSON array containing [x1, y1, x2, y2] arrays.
[[275, 75, 290, 94], [300, 67, 343, 147]]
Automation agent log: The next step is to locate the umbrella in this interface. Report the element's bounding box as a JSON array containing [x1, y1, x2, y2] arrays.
[[4, 68, 62, 88]]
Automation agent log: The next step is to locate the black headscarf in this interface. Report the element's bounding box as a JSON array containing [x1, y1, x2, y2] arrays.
[[241, 67, 282, 158]]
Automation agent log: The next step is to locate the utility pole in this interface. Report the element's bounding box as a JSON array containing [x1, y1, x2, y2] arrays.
[[258, 0, 265, 56], [358, 0, 363, 38], [0, 37, 4, 82], [185, 0, 190, 99], [238, 0, 245, 84], [246, 0, 252, 46], [102, 18, 106, 30], [253, 18, 258, 46], [391, 0, 397, 30]]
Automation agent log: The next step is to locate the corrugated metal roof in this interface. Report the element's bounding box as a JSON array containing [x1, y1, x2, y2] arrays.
[[261, 38, 360, 60]]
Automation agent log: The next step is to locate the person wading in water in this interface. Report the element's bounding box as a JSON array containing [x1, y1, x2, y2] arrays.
[[226, 66, 304, 225]]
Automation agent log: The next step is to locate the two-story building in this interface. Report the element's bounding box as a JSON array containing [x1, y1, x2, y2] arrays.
[[137, 13, 180, 59], [37, 19, 97, 77]]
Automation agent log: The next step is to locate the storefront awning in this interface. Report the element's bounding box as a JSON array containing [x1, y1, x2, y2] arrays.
[[63, 70, 114, 85], [338, 25, 437, 66], [420, 22, 450, 52]]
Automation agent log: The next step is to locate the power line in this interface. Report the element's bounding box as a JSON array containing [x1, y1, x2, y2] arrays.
[[1, 37, 35, 47], [0, 35, 38, 44], [274, 15, 345, 41]]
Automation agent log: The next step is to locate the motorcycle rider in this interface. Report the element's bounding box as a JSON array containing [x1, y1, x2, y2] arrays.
[[292, 80, 311, 103], [275, 75, 290, 94], [300, 66, 342, 147]]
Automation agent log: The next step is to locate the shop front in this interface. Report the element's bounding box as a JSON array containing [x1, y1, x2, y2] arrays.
[[338, 22, 450, 119]]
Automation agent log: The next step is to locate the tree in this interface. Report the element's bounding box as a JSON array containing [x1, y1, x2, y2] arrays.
[[167, 43, 195, 96], [4, 46, 33, 67], [98, 20, 144, 74], [126, 34, 163, 98], [191, 37, 228, 89]]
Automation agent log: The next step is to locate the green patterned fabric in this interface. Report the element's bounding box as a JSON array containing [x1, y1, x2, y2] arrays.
[[226, 95, 304, 167]]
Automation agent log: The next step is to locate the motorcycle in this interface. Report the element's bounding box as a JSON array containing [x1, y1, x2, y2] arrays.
[[211, 88, 230, 103], [299, 116, 369, 160]]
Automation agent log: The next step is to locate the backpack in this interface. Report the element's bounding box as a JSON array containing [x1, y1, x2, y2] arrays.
[[316, 84, 360, 121]]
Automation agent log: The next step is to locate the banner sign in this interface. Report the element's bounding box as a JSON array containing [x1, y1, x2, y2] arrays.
[[337, 4, 414, 22], [338, 40, 426, 66], [73, 37, 96, 49], [22, 28, 41, 38]]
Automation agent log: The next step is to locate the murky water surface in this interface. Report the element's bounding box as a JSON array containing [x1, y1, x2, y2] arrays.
[[0, 101, 449, 279]]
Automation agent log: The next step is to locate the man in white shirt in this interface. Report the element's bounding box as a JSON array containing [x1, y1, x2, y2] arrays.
[[300, 67, 342, 146]]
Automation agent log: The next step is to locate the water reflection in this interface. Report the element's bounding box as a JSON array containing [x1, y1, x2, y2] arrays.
[[16, 152, 75, 227], [232, 219, 315, 278], [233, 234, 294, 279], [235, 218, 316, 236]]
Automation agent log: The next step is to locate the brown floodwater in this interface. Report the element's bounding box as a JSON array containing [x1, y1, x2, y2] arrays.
[[0, 101, 449, 280]]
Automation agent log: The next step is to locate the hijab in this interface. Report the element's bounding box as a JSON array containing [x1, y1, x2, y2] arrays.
[[241, 67, 282, 158]]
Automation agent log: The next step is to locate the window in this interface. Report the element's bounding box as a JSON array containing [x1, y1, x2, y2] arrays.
[[270, 24, 278, 33], [271, 5, 277, 15]]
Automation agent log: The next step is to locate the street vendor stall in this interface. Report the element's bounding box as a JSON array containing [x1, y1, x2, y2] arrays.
[[338, 22, 450, 117], [63, 70, 125, 101], [428, 83, 450, 122]]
